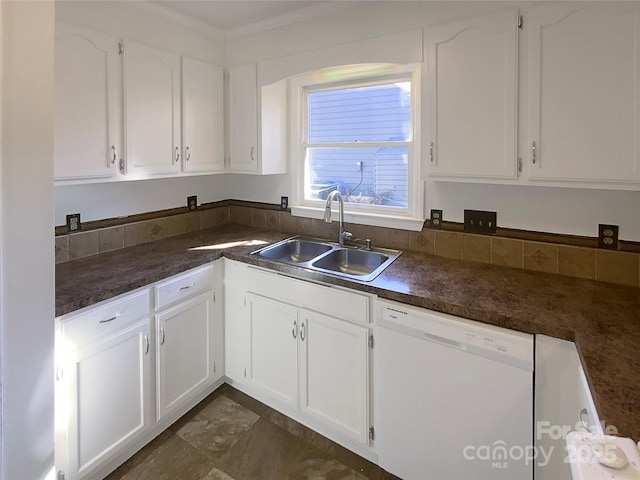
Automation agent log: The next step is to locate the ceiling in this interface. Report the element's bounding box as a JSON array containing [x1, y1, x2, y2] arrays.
[[150, 0, 366, 38]]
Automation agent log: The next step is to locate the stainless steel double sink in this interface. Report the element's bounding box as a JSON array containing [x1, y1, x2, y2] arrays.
[[251, 236, 402, 282]]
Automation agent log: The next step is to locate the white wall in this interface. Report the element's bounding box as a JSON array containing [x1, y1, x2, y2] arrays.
[[55, 176, 230, 225], [225, 1, 640, 241], [1, 2, 55, 479], [54, 1, 230, 226]]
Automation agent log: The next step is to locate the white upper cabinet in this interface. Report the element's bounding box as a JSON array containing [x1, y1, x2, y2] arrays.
[[54, 24, 121, 180], [425, 10, 519, 180], [228, 62, 288, 175], [123, 40, 181, 176], [181, 57, 224, 173], [527, 4, 640, 187], [228, 62, 258, 173]]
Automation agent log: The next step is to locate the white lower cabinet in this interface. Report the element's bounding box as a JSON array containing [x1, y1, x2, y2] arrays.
[[246, 293, 299, 409], [55, 289, 153, 480], [156, 290, 217, 420], [299, 309, 369, 446], [225, 260, 373, 455], [534, 335, 603, 480], [55, 263, 222, 480]]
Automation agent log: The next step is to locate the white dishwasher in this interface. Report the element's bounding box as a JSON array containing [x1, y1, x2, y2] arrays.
[[376, 299, 534, 480]]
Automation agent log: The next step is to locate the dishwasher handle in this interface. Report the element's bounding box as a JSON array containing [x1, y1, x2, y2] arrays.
[[422, 332, 466, 351], [379, 316, 467, 351]]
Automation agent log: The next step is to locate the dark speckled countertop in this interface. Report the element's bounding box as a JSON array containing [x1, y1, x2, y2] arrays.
[[56, 224, 640, 441]]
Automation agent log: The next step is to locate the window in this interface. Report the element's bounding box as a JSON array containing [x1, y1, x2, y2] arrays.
[[291, 64, 423, 230]]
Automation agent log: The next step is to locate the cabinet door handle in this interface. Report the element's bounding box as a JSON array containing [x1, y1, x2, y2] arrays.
[[300, 322, 306, 341], [292, 320, 298, 339], [179, 283, 195, 291], [429, 142, 434, 163], [531, 141, 537, 165], [143, 335, 149, 355], [160, 327, 166, 345], [99, 312, 121, 324], [175, 146, 180, 163], [111, 145, 117, 164], [185, 146, 191, 162], [250, 146, 255, 161]]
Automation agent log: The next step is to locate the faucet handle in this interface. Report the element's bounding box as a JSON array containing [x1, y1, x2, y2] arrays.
[[342, 231, 354, 242]]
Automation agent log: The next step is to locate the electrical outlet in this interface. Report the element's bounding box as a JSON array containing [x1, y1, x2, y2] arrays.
[[464, 210, 497, 234], [430, 209, 443, 229], [598, 224, 619, 249], [66, 213, 81, 233], [280, 196, 289, 210], [187, 195, 197, 210]]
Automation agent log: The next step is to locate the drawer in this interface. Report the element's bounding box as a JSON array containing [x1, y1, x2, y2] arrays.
[[246, 266, 370, 325], [155, 265, 214, 310], [60, 289, 151, 347]]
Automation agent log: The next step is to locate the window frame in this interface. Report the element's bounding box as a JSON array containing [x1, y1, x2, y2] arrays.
[[289, 63, 424, 231]]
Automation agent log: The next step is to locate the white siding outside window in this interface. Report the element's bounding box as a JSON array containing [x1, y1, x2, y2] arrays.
[[290, 64, 424, 231]]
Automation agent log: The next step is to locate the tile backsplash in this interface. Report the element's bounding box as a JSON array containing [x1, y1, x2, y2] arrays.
[[55, 202, 640, 288]]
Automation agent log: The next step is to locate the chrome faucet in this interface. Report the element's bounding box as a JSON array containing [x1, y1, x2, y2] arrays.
[[323, 190, 353, 246]]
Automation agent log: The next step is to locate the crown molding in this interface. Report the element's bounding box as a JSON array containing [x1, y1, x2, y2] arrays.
[[133, 1, 226, 39], [135, 1, 366, 41], [225, 1, 365, 39]]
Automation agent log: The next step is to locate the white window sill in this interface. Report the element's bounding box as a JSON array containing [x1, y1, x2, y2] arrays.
[[291, 206, 425, 232]]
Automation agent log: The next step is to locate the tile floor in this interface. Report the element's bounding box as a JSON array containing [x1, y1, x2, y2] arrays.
[[106, 384, 400, 480]]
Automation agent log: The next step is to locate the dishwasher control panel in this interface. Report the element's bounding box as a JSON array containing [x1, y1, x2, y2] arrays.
[[379, 301, 533, 371]]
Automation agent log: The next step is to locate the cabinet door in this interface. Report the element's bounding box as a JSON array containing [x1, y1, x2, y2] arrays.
[[182, 57, 224, 173], [123, 40, 181, 176], [246, 293, 298, 409], [156, 291, 215, 420], [528, 4, 640, 185], [426, 10, 518, 179], [228, 62, 259, 173], [299, 309, 370, 445], [54, 24, 120, 180], [224, 263, 251, 384], [59, 320, 151, 480]]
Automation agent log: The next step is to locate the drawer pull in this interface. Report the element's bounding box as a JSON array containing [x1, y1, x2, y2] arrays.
[[99, 312, 121, 324], [160, 328, 166, 346], [179, 283, 196, 292], [300, 322, 306, 341], [292, 320, 298, 339], [143, 335, 149, 355]]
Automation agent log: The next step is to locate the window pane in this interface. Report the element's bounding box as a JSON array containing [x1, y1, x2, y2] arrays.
[[306, 147, 408, 207], [308, 82, 411, 143]]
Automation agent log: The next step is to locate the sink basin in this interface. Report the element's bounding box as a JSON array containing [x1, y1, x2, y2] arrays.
[[256, 238, 333, 263], [251, 236, 401, 282], [311, 249, 389, 276]]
